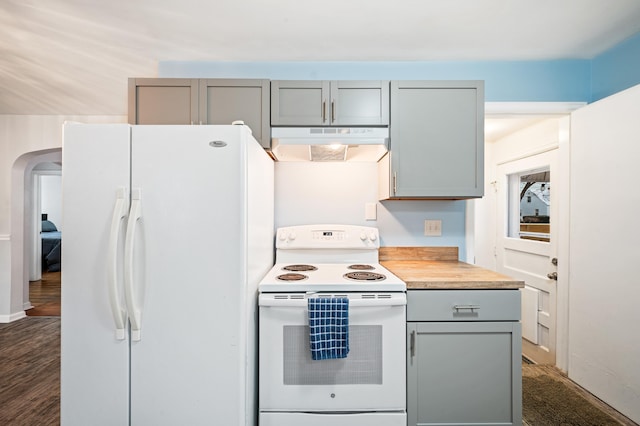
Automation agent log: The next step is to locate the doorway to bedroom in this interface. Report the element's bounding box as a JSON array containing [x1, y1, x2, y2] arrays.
[[27, 164, 62, 317]]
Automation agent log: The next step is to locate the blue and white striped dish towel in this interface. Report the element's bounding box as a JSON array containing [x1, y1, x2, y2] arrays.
[[308, 296, 349, 360]]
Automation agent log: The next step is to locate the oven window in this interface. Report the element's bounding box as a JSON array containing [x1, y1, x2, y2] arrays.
[[283, 325, 383, 385]]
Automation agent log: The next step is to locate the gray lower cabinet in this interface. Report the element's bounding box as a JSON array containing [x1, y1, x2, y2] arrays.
[[128, 78, 270, 148], [407, 290, 522, 426], [270, 80, 389, 126], [379, 80, 484, 199]]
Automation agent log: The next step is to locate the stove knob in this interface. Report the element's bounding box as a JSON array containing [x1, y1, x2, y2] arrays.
[[288, 232, 297, 241], [369, 233, 378, 241], [360, 232, 368, 241], [278, 231, 287, 241]]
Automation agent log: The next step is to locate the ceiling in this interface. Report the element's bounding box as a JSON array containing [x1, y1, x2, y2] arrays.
[[2, 0, 640, 140]]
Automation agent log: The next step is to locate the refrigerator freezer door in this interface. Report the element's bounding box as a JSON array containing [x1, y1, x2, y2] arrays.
[[128, 125, 250, 425], [61, 123, 131, 425]]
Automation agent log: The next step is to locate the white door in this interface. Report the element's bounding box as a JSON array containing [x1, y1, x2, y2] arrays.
[[496, 149, 558, 364], [128, 126, 248, 425]]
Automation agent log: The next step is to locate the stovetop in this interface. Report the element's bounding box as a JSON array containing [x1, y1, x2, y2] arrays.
[[259, 225, 407, 292], [258, 262, 406, 292]]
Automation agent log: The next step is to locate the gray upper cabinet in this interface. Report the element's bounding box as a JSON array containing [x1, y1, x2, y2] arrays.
[[379, 80, 484, 199], [128, 78, 199, 125], [271, 80, 389, 126], [128, 78, 270, 148], [199, 79, 270, 148]]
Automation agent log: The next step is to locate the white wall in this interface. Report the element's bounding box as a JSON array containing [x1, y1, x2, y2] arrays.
[[41, 174, 63, 231], [276, 162, 467, 255], [568, 84, 640, 423]]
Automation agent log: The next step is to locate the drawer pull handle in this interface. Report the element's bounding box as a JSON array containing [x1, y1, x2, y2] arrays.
[[453, 304, 480, 313]]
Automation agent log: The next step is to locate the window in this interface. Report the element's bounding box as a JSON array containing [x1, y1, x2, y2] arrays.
[[508, 169, 550, 242]]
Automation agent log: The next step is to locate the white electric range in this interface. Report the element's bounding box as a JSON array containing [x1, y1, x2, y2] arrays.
[[258, 224, 406, 293], [258, 224, 407, 426]]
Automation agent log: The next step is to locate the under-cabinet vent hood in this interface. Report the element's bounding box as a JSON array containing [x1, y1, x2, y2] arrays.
[[271, 127, 389, 162]]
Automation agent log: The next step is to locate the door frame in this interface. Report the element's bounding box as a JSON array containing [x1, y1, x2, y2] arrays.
[[471, 103, 577, 371], [30, 168, 63, 283]]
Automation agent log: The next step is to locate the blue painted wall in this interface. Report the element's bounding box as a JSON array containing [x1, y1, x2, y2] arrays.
[[159, 31, 640, 103], [160, 60, 591, 102], [591, 32, 640, 102]]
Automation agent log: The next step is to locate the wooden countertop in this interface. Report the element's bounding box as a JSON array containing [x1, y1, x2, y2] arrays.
[[380, 247, 524, 290]]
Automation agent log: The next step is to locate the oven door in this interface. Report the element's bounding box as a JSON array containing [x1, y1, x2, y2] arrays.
[[258, 293, 406, 412]]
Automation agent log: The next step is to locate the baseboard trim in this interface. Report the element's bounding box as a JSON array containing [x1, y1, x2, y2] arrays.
[[0, 311, 27, 323]]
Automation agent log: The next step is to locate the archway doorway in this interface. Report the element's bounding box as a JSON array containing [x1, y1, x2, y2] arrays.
[[10, 148, 62, 319]]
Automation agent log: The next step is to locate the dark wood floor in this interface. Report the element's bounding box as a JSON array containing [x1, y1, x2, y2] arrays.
[[26, 271, 61, 317], [0, 318, 60, 426]]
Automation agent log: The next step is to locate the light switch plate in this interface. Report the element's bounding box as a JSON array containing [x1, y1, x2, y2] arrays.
[[365, 203, 377, 221], [424, 219, 442, 236]]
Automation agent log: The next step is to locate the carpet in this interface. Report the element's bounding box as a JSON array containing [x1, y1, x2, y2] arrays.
[[523, 374, 621, 425]]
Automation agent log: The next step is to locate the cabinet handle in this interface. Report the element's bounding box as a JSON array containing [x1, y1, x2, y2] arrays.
[[331, 100, 335, 123], [453, 304, 480, 313], [322, 101, 326, 123], [410, 330, 416, 360], [393, 172, 397, 195]]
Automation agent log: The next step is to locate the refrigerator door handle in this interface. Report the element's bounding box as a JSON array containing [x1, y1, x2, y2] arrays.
[[107, 187, 129, 340], [124, 188, 143, 342]]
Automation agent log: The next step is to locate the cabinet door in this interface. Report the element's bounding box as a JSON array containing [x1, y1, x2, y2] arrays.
[[271, 80, 330, 126], [389, 81, 484, 199], [407, 322, 522, 426], [200, 79, 270, 148], [128, 78, 199, 125], [330, 81, 389, 126]]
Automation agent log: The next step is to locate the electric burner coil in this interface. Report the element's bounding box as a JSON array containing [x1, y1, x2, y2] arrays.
[[343, 271, 386, 282], [276, 273, 308, 281], [348, 264, 375, 270], [282, 264, 318, 272]]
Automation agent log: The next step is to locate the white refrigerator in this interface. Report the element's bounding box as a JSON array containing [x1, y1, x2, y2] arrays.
[[61, 123, 274, 425]]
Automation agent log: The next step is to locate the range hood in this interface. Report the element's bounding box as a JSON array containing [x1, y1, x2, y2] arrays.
[[271, 127, 389, 162]]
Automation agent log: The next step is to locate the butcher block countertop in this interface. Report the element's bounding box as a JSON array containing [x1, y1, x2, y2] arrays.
[[379, 247, 524, 290]]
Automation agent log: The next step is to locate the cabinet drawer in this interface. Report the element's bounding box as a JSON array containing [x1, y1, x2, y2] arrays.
[[407, 290, 520, 321]]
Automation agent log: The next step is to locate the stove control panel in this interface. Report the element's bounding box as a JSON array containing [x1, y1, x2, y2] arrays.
[[312, 230, 345, 241], [276, 224, 380, 249]]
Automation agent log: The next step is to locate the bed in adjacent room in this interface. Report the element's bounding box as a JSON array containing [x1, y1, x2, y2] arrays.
[[42, 219, 61, 272]]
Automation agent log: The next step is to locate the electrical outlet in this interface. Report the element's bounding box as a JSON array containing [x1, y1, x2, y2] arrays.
[[424, 219, 442, 237]]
